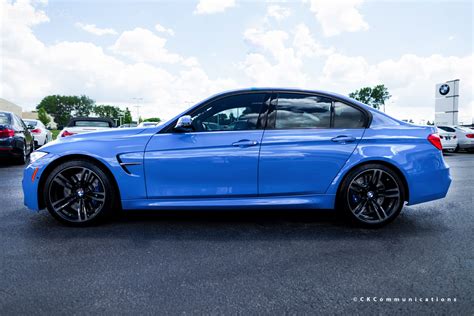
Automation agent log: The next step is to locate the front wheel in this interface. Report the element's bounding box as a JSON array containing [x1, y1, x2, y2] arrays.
[[43, 160, 117, 226], [338, 164, 406, 228]]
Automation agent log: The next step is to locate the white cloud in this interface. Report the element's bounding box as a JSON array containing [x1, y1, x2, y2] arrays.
[[266, 5, 291, 21], [0, 1, 236, 120], [194, 0, 236, 15], [155, 23, 175, 36], [321, 53, 473, 122], [75, 22, 117, 36], [304, 0, 369, 37], [241, 24, 332, 87], [110, 28, 182, 64]]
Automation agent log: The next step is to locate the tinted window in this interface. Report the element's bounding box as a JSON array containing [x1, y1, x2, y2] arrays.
[[74, 121, 111, 127], [0, 113, 10, 125], [274, 93, 331, 129], [333, 102, 365, 128], [191, 93, 267, 132], [24, 120, 38, 127], [438, 126, 455, 133]]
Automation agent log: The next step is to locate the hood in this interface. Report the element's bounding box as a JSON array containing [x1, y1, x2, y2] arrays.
[[40, 127, 150, 151]]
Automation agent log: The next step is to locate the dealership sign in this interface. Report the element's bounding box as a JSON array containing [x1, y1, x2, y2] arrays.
[[435, 79, 459, 126]]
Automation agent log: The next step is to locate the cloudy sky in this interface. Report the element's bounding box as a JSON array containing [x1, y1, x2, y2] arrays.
[[1, 0, 473, 123]]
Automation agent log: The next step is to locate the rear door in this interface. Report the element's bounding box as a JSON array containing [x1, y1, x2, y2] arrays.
[[258, 93, 367, 195]]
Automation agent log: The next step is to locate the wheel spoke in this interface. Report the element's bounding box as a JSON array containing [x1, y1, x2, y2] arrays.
[[371, 169, 382, 186], [371, 200, 387, 220], [85, 192, 105, 202], [52, 195, 77, 211], [53, 174, 74, 189], [352, 199, 368, 216], [350, 181, 364, 193], [380, 188, 399, 198]]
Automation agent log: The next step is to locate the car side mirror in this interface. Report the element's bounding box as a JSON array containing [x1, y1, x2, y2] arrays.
[[174, 115, 193, 132]]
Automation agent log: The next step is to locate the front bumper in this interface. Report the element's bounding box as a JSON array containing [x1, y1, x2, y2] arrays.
[[22, 153, 58, 212]]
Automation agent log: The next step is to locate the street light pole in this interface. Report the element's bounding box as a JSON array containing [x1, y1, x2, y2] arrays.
[[132, 97, 143, 122]]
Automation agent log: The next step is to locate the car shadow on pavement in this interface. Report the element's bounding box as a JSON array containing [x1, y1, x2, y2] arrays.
[[24, 207, 442, 243]]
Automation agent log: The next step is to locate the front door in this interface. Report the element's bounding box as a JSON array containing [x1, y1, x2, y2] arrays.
[[144, 92, 270, 198]]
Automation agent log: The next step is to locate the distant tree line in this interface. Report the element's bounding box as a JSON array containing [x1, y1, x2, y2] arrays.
[[36, 95, 136, 127]]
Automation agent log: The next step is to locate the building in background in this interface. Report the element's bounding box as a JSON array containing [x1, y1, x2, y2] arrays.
[[0, 98, 22, 116], [22, 111, 38, 120], [435, 79, 459, 125]]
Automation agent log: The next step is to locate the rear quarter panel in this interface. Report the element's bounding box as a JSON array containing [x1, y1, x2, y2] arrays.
[[326, 124, 451, 205]]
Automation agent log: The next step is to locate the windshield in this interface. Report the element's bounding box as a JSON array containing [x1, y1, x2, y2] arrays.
[[74, 121, 111, 127]]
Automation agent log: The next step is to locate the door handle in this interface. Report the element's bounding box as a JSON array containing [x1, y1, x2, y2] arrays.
[[232, 139, 259, 147], [331, 135, 356, 143]]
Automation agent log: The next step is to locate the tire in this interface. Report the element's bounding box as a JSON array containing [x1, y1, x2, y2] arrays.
[[453, 145, 459, 153], [338, 163, 406, 228], [15, 143, 27, 165], [43, 159, 117, 226]]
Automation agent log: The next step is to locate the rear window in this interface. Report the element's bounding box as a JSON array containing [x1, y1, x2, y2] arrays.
[[0, 113, 11, 125], [438, 126, 455, 133], [24, 120, 38, 127], [74, 121, 111, 128]]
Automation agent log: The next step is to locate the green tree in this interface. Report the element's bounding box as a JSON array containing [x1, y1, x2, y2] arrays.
[[37, 107, 50, 126], [138, 116, 143, 123], [123, 108, 133, 124], [143, 117, 161, 123], [36, 95, 95, 127], [93, 104, 122, 121], [349, 84, 391, 110]]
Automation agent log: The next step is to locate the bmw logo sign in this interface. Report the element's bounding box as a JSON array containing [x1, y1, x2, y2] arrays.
[[439, 84, 450, 95]]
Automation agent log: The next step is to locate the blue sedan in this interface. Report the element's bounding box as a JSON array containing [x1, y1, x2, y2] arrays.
[[23, 89, 451, 227]]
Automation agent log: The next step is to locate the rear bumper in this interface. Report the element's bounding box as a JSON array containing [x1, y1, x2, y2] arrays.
[[407, 166, 451, 205]]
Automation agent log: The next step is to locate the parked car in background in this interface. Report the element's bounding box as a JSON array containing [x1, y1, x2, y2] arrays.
[[438, 125, 474, 152], [118, 123, 138, 128], [24, 119, 53, 148], [435, 126, 457, 152], [137, 121, 160, 127], [23, 88, 451, 228], [59, 117, 115, 138], [0, 111, 34, 164]]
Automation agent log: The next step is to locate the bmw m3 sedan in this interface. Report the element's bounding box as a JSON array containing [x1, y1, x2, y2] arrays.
[[23, 89, 452, 227]]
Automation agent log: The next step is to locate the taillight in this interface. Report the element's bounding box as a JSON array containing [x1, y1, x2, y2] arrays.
[[61, 130, 76, 137], [428, 133, 442, 150], [31, 128, 41, 134], [466, 134, 474, 139], [0, 128, 15, 138]]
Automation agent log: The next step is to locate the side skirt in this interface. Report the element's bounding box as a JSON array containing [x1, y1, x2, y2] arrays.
[[121, 194, 336, 210]]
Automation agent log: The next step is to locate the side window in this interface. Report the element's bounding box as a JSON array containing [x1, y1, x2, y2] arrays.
[[333, 102, 365, 128], [190, 93, 267, 132], [274, 93, 331, 129]]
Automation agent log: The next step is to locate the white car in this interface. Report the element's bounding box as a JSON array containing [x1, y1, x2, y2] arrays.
[[438, 125, 474, 152], [435, 126, 457, 151], [137, 121, 160, 127], [23, 119, 53, 148], [59, 117, 115, 138]]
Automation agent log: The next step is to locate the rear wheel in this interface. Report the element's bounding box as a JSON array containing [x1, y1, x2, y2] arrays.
[[339, 164, 406, 228], [15, 143, 27, 165], [43, 160, 117, 226]]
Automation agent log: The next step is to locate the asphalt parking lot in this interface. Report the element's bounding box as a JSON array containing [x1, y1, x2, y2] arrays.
[[0, 153, 472, 314]]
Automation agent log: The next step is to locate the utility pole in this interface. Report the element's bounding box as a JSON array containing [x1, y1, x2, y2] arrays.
[[132, 97, 143, 122]]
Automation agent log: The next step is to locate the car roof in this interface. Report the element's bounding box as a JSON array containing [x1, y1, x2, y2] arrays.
[[67, 116, 116, 127]]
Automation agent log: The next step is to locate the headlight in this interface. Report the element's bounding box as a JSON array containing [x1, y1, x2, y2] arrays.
[[29, 151, 48, 163]]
